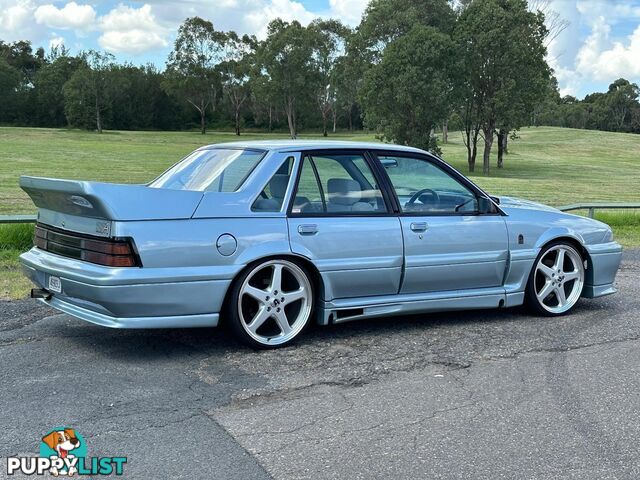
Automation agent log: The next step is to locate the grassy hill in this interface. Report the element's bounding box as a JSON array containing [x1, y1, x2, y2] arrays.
[[1, 126, 638, 299]]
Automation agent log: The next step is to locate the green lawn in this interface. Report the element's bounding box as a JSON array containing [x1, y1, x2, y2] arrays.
[[1, 126, 638, 299]]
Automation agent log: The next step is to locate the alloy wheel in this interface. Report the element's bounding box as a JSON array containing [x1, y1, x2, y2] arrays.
[[534, 245, 584, 314], [237, 260, 312, 346]]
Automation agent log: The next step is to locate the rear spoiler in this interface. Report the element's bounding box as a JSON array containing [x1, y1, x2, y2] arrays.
[[20, 176, 204, 221]]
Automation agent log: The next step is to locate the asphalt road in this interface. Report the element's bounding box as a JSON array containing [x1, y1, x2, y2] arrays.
[[1, 250, 639, 479]]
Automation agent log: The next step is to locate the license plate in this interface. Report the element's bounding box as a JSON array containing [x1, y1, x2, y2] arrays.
[[48, 276, 62, 294]]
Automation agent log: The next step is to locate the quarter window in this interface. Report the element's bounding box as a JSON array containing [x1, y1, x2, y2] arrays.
[[252, 156, 295, 212], [292, 154, 387, 214], [380, 155, 478, 214]]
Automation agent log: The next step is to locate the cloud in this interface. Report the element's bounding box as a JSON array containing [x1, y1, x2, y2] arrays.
[[98, 4, 169, 54], [34, 2, 96, 32], [575, 16, 640, 82], [245, 0, 318, 37], [0, 0, 37, 40], [48, 34, 65, 49], [328, 0, 368, 25]]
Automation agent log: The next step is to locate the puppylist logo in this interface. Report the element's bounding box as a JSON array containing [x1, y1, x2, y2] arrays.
[[6, 427, 127, 476]]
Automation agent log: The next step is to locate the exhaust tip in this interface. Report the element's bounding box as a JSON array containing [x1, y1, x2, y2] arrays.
[[31, 288, 52, 300]]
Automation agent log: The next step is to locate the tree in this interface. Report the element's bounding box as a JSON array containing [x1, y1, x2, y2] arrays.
[[309, 19, 349, 136], [219, 33, 255, 135], [164, 17, 228, 134], [0, 59, 21, 122], [360, 25, 456, 152], [455, 0, 549, 174], [259, 20, 317, 138], [332, 40, 366, 131], [605, 78, 639, 132], [63, 50, 114, 132], [358, 0, 455, 60], [33, 53, 82, 126]]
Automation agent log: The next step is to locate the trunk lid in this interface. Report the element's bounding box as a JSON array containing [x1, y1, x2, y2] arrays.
[[20, 176, 204, 223]]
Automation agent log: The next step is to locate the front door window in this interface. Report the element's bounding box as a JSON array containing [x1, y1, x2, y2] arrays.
[[379, 155, 478, 214]]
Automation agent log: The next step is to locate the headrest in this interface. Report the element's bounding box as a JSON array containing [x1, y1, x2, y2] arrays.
[[269, 174, 289, 198], [327, 178, 361, 206]]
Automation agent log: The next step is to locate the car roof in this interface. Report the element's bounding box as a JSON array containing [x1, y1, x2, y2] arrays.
[[200, 139, 428, 154]]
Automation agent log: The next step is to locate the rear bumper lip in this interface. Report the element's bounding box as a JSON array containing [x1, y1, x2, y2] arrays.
[[21, 248, 233, 327], [38, 295, 219, 328]]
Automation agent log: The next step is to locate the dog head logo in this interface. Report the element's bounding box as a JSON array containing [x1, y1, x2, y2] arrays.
[[41, 429, 81, 459], [39, 428, 87, 476]]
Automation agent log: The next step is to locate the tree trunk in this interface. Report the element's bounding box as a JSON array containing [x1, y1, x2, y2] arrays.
[[470, 128, 480, 172], [497, 129, 505, 169], [268, 105, 272, 132], [442, 120, 448, 144], [482, 126, 494, 175], [464, 129, 473, 172], [503, 133, 508, 154], [235, 108, 240, 136], [95, 95, 102, 134], [347, 106, 353, 131], [200, 107, 206, 135], [285, 98, 296, 139], [332, 108, 337, 133], [322, 111, 328, 137]]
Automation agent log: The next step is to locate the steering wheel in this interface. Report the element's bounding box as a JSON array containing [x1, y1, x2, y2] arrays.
[[407, 188, 440, 208]]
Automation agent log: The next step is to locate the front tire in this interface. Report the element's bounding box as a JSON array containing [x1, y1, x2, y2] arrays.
[[525, 241, 585, 316], [227, 259, 314, 348]]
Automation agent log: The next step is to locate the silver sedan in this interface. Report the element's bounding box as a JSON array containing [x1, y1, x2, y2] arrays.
[[20, 141, 622, 348]]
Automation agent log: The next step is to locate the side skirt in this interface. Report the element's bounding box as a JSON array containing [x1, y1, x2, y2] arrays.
[[318, 287, 514, 325]]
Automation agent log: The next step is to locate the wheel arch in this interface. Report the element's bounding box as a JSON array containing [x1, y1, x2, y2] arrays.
[[218, 253, 325, 326], [534, 235, 593, 285]]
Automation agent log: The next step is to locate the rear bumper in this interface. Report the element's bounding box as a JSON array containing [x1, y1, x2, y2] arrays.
[[582, 241, 622, 299], [20, 248, 235, 328]]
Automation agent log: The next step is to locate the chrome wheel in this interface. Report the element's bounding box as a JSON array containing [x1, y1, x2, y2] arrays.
[[237, 260, 312, 346], [534, 245, 584, 314]]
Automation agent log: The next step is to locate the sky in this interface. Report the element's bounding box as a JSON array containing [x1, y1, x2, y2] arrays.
[[1, 0, 639, 99]]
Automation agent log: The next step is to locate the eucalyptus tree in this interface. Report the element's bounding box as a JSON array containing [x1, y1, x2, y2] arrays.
[[360, 25, 456, 152], [455, 0, 549, 174], [357, 0, 455, 60], [219, 33, 256, 135], [63, 50, 115, 133], [309, 19, 350, 136], [164, 17, 228, 134], [259, 19, 317, 138]]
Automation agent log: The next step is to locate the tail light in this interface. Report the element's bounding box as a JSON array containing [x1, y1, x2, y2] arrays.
[[34, 224, 141, 267]]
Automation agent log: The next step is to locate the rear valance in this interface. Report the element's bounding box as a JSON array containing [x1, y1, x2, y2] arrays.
[[20, 176, 204, 221]]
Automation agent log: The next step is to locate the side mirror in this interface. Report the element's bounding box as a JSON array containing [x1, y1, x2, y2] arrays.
[[478, 197, 495, 214], [490, 195, 500, 205]]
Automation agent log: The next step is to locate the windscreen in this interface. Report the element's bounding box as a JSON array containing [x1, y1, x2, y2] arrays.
[[149, 148, 265, 192]]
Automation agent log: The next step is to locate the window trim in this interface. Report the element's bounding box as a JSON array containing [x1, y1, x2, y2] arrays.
[[287, 149, 394, 217], [368, 150, 505, 217]]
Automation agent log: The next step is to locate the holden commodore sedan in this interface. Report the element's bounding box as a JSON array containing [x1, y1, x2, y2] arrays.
[[20, 141, 622, 348]]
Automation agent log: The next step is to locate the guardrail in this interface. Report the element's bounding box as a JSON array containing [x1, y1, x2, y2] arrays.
[[0, 214, 37, 224], [558, 203, 640, 218]]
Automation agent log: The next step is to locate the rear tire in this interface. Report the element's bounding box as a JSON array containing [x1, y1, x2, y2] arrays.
[[525, 241, 585, 316], [226, 258, 314, 348]]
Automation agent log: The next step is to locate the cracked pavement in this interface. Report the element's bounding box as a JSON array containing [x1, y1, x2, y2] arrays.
[[1, 250, 639, 479]]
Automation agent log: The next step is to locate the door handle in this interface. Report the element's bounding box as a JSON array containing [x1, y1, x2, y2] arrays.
[[298, 224, 318, 235], [410, 222, 428, 232]]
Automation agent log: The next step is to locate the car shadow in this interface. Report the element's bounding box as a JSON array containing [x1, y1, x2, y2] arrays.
[[62, 305, 533, 361]]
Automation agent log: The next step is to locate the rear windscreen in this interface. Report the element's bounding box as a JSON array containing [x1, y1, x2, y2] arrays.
[[149, 149, 265, 192]]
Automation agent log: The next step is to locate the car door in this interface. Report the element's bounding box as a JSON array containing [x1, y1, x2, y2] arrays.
[[287, 151, 404, 301], [374, 152, 509, 295]]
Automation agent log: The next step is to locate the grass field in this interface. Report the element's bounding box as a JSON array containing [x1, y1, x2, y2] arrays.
[[1, 126, 639, 299]]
